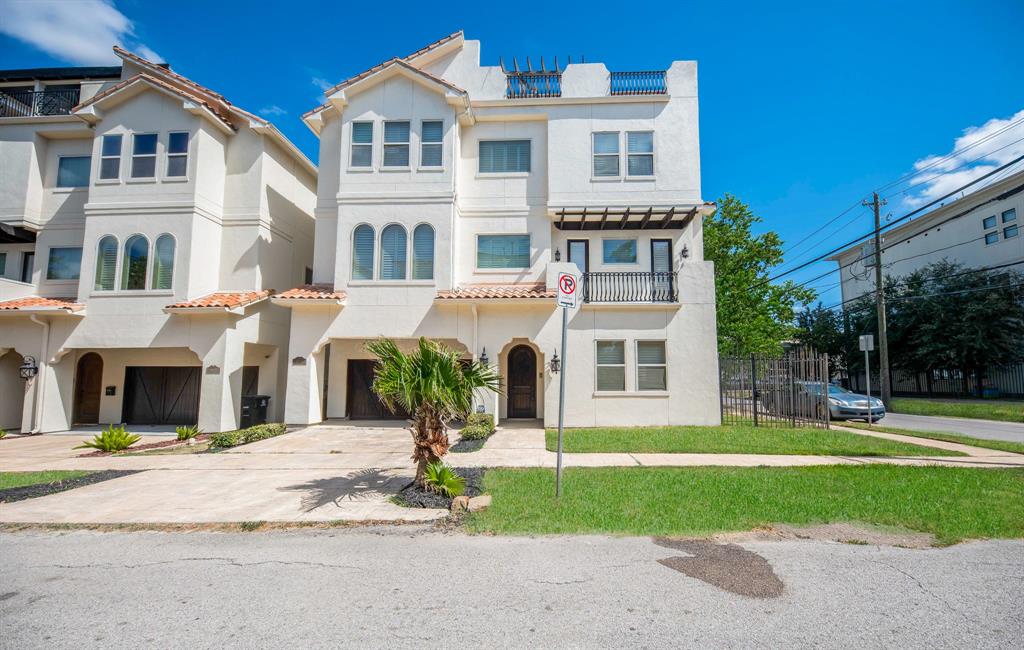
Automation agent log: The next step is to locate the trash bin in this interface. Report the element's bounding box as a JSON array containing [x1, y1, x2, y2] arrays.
[[240, 395, 271, 428]]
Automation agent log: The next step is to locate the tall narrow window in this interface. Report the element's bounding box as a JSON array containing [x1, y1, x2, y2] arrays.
[[383, 121, 410, 167], [350, 122, 373, 167], [121, 235, 149, 290], [626, 131, 654, 176], [596, 341, 626, 391], [94, 236, 117, 290], [636, 341, 667, 390], [351, 224, 375, 280], [412, 224, 435, 280], [592, 132, 620, 177], [166, 132, 188, 177], [0, 252, 6, 276], [151, 234, 175, 290], [379, 224, 407, 280], [477, 234, 530, 269], [479, 140, 530, 173], [57, 156, 91, 188], [100, 134, 122, 180], [420, 120, 443, 168], [46, 247, 82, 280], [131, 133, 157, 178]]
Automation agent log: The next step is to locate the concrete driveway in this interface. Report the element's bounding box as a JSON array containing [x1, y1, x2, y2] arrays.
[[881, 413, 1024, 443]]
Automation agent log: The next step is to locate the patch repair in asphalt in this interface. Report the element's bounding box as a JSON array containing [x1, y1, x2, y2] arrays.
[[653, 537, 784, 599]]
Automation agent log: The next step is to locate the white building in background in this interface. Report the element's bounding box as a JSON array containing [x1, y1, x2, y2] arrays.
[[279, 32, 720, 427], [830, 168, 1023, 304], [0, 48, 316, 434]]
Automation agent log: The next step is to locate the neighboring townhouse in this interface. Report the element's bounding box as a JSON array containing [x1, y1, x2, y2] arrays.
[[830, 168, 1023, 305], [0, 49, 317, 434], [278, 31, 720, 428]]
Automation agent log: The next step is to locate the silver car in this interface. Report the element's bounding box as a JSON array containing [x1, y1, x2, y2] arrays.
[[820, 383, 885, 421]]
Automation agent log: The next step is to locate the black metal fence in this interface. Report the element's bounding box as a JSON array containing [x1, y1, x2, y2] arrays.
[[582, 271, 677, 303], [0, 88, 80, 118], [847, 363, 1024, 399], [720, 349, 831, 428], [505, 72, 562, 98], [610, 70, 667, 95]]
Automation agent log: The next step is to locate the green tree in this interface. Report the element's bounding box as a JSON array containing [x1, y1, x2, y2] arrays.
[[705, 194, 816, 354], [367, 338, 501, 486], [794, 303, 847, 376]]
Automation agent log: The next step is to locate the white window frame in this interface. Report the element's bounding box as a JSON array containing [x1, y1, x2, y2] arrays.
[[55, 155, 91, 189], [477, 139, 532, 176], [165, 131, 189, 179], [419, 120, 444, 169], [349, 121, 374, 169], [983, 214, 1000, 246], [626, 130, 655, 178], [592, 131, 621, 179], [130, 132, 158, 180], [98, 133, 122, 181], [44, 246, 83, 281], [595, 339, 627, 392], [474, 233, 532, 271], [382, 120, 411, 169], [635, 340, 668, 391], [1002, 208, 1017, 224]]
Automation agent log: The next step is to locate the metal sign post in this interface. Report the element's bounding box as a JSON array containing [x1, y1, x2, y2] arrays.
[[555, 272, 577, 497], [859, 334, 875, 426]]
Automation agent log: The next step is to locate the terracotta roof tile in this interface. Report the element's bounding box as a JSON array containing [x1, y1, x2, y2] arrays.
[[165, 290, 271, 311], [0, 296, 84, 312], [274, 285, 348, 301], [436, 283, 555, 300], [75, 73, 236, 130]]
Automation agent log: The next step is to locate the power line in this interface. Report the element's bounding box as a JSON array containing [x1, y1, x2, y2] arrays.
[[880, 136, 1024, 202]]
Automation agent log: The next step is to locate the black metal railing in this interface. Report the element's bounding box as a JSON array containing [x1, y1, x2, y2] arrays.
[[581, 272, 677, 303], [0, 88, 81, 118], [506, 72, 562, 98], [610, 71, 667, 95]]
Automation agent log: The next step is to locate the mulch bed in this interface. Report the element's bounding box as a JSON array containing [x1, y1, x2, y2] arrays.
[[395, 467, 486, 509], [77, 434, 212, 457], [0, 470, 141, 503], [449, 434, 491, 453]]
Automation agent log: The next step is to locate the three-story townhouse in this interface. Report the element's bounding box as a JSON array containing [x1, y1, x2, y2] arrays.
[[0, 49, 317, 434], [278, 32, 720, 427]]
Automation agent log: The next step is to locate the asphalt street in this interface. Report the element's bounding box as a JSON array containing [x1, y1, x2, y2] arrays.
[[2, 528, 1021, 648], [881, 412, 1024, 443]]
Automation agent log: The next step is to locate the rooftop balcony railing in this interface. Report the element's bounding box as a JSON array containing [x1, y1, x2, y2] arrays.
[[581, 272, 677, 303], [609, 70, 667, 96], [505, 72, 562, 98], [0, 88, 81, 118]]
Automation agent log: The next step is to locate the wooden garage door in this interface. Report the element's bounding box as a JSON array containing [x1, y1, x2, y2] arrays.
[[346, 360, 410, 420], [122, 366, 201, 425]]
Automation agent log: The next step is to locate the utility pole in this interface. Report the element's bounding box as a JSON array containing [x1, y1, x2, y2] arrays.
[[863, 192, 891, 407]]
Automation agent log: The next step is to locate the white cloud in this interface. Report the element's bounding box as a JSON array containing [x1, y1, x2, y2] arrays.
[[311, 77, 334, 92], [0, 0, 161, 65], [899, 109, 1024, 207], [259, 105, 287, 117]]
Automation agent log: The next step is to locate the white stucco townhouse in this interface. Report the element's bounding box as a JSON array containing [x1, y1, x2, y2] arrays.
[[0, 48, 317, 434], [278, 32, 721, 428]]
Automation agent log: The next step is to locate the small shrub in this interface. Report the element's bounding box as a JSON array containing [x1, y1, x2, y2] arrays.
[[240, 520, 265, 532], [209, 423, 287, 449], [74, 425, 141, 452], [459, 424, 491, 441], [423, 461, 466, 497], [175, 425, 201, 441], [209, 430, 243, 449], [0, 429, 7, 440], [465, 413, 495, 434]]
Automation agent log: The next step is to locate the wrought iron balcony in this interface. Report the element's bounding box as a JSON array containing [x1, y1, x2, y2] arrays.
[[581, 272, 677, 303], [505, 72, 562, 98], [610, 71, 667, 96], [0, 88, 81, 118]]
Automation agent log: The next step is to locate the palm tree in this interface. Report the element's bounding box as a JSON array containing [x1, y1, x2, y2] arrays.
[[367, 337, 501, 486]]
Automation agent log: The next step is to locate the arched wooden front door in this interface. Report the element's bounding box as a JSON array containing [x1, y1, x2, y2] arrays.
[[507, 345, 537, 419], [74, 353, 103, 424]]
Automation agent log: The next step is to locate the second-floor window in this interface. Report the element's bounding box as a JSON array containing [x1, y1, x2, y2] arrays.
[[420, 120, 443, 168], [152, 234, 175, 290], [627, 131, 654, 177], [46, 247, 82, 280], [351, 122, 373, 168], [383, 121, 410, 167], [412, 224, 435, 280], [57, 156, 90, 188], [121, 235, 149, 289], [93, 233, 175, 291], [167, 132, 188, 177], [95, 236, 118, 290], [131, 133, 158, 178], [479, 140, 530, 174], [100, 134, 122, 180], [477, 234, 530, 269], [593, 132, 620, 177], [603, 238, 637, 264], [379, 224, 408, 279], [352, 224, 375, 280]]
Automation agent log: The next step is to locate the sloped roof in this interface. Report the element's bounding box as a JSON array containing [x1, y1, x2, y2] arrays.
[[0, 296, 84, 313], [164, 290, 271, 312], [273, 285, 348, 303], [74, 73, 236, 130], [436, 283, 556, 300]]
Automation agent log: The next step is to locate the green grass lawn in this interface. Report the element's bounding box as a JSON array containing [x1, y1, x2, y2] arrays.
[[842, 422, 1024, 455], [891, 398, 1024, 423], [467, 466, 1024, 545], [544, 424, 961, 456], [0, 471, 90, 490]]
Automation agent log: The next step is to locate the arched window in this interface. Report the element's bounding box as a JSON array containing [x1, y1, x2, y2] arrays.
[[121, 235, 149, 290], [352, 224, 375, 280], [379, 224, 407, 280], [412, 224, 434, 280], [151, 234, 175, 290], [94, 235, 118, 291]]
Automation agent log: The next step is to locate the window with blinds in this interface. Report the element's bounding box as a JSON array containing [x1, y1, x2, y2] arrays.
[[152, 234, 175, 290], [421, 120, 443, 168], [379, 224, 407, 279], [412, 224, 435, 280], [596, 341, 626, 391], [383, 121, 410, 167], [351, 122, 373, 167], [636, 341, 667, 390], [57, 156, 90, 188], [479, 140, 530, 173], [626, 131, 654, 177], [121, 235, 149, 290], [476, 234, 530, 269], [592, 132, 619, 177], [352, 224, 375, 280], [94, 236, 117, 290]]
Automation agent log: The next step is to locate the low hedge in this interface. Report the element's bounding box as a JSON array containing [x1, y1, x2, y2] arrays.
[[209, 423, 287, 449], [459, 413, 496, 441]]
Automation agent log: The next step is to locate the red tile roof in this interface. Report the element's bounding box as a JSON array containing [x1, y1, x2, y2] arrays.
[[165, 290, 271, 311], [75, 72, 236, 130], [274, 285, 348, 301], [0, 296, 84, 312], [436, 283, 556, 300]]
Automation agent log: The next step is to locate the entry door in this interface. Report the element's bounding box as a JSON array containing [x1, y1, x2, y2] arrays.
[[651, 239, 673, 301], [568, 240, 589, 273], [73, 353, 103, 424], [507, 345, 537, 418], [122, 366, 201, 425], [347, 360, 409, 420]]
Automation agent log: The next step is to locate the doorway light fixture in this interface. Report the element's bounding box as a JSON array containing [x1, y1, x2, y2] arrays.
[[479, 348, 489, 365], [549, 350, 561, 374], [19, 356, 38, 380]]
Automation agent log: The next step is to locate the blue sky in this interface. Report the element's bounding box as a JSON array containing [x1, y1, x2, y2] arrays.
[[2, 0, 1022, 306]]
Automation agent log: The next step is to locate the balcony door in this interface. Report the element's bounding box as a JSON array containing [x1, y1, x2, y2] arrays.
[[567, 240, 589, 273], [651, 239, 673, 301]]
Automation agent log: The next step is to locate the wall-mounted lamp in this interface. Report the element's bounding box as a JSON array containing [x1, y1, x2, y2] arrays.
[[479, 348, 489, 365], [549, 350, 561, 374], [19, 356, 38, 380], [554, 248, 561, 262], [680, 245, 689, 260]]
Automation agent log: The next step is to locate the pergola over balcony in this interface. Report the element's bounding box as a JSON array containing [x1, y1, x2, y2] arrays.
[[550, 203, 715, 231]]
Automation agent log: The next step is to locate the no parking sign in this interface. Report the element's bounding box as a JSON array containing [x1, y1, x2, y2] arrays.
[[557, 272, 578, 308]]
